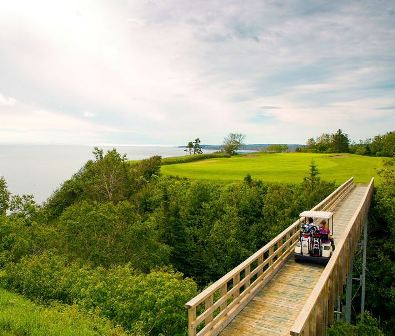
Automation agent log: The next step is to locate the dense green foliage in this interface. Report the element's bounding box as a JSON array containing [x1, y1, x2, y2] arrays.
[[364, 159, 395, 334], [302, 129, 395, 157], [328, 313, 384, 336], [303, 129, 350, 153], [0, 287, 126, 336], [56, 201, 170, 269], [350, 131, 395, 157], [161, 152, 383, 184]]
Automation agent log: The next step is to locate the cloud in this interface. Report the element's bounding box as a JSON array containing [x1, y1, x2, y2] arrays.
[[259, 106, 281, 110], [0, 93, 16, 106], [83, 111, 95, 118], [0, 97, 121, 144], [0, 0, 394, 144]]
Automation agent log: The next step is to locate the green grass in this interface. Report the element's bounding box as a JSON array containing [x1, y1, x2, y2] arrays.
[[0, 288, 127, 336], [161, 152, 384, 184]]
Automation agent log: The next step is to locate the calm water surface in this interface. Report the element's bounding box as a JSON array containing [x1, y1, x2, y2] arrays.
[[0, 145, 207, 204]]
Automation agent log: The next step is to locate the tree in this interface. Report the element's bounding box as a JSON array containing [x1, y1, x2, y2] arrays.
[[0, 176, 10, 215], [9, 194, 38, 223], [331, 129, 349, 153], [315, 133, 332, 152], [184, 141, 194, 155], [223, 133, 246, 155], [306, 138, 316, 151], [82, 148, 132, 203], [193, 138, 203, 154]]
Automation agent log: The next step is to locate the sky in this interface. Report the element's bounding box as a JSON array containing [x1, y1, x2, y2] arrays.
[[0, 0, 394, 145]]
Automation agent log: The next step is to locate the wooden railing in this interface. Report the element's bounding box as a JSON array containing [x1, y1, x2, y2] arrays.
[[185, 177, 355, 336], [290, 177, 374, 336]]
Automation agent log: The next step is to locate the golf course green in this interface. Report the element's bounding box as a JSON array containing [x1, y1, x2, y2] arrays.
[[161, 152, 384, 184]]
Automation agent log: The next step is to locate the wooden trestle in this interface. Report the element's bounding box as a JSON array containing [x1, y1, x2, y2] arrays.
[[185, 178, 374, 336], [220, 185, 368, 336]]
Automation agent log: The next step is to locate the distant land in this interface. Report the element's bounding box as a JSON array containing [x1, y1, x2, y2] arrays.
[[178, 144, 303, 151]]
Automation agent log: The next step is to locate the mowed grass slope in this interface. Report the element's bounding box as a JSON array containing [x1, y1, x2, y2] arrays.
[[161, 153, 384, 184]]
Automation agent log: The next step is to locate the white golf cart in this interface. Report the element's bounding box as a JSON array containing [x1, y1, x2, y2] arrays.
[[294, 210, 335, 264]]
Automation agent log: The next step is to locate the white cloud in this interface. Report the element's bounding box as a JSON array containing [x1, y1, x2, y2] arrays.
[[83, 111, 95, 118], [0, 98, 121, 144], [0, 93, 16, 106], [0, 0, 394, 144]]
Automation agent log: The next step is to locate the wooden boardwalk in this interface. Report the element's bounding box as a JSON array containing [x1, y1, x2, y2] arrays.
[[220, 186, 368, 336]]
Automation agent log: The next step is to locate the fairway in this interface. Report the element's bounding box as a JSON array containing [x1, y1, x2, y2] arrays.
[[161, 153, 384, 184]]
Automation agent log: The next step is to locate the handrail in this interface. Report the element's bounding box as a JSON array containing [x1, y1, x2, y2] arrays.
[[185, 177, 355, 336], [290, 177, 374, 336]]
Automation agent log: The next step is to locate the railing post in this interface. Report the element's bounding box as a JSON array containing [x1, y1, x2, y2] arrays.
[[345, 257, 353, 323], [360, 218, 368, 320], [245, 264, 251, 288], [220, 284, 227, 311], [258, 254, 263, 276], [268, 246, 274, 266], [188, 306, 197, 336], [233, 273, 240, 298], [205, 295, 214, 324]]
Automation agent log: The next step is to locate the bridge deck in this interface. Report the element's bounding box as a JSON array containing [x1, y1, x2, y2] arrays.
[[220, 185, 368, 336]]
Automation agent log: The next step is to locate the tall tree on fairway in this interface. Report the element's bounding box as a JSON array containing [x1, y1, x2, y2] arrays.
[[223, 133, 246, 155]]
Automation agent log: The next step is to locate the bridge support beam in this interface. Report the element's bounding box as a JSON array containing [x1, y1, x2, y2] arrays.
[[360, 218, 368, 320], [345, 257, 353, 323], [336, 296, 342, 322]]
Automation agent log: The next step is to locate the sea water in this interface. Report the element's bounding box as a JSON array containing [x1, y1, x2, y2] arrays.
[[0, 145, 209, 204]]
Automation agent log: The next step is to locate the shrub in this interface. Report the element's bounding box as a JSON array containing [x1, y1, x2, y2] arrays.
[[161, 152, 230, 165]]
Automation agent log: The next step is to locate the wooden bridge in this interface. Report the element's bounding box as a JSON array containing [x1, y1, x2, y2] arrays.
[[185, 177, 374, 336]]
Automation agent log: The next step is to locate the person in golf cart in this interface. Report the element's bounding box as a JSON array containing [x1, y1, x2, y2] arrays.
[[294, 211, 335, 264], [319, 219, 335, 250], [302, 217, 315, 233]]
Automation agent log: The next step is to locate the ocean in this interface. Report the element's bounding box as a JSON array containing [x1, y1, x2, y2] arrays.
[[0, 145, 209, 204]]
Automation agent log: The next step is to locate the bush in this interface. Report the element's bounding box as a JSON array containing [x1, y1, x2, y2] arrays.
[[328, 313, 384, 336], [161, 152, 230, 165]]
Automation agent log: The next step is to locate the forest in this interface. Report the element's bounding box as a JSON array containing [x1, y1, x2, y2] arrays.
[[0, 147, 393, 335]]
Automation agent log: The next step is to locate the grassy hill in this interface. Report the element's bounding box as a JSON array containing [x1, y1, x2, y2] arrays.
[[161, 152, 384, 184]]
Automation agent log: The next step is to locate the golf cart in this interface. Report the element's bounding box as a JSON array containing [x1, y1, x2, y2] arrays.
[[294, 210, 335, 264]]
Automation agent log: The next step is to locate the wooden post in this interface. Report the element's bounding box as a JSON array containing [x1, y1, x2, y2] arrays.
[[268, 246, 274, 266], [220, 284, 227, 312], [245, 264, 251, 288], [205, 295, 214, 324], [233, 273, 240, 299], [258, 254, 264, 276], [188, 307, 197, 336]]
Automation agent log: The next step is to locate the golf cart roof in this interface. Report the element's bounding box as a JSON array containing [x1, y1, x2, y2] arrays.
[[300, 210, 333, 219]]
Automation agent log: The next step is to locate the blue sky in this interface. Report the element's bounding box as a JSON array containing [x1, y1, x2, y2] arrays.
[[0, 0, 394, 145]]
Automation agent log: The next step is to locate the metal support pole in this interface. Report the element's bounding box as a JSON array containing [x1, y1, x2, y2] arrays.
[[360, 218, 368, 320], [345, 257, 353, 323], [336, 296, 342, 322]]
